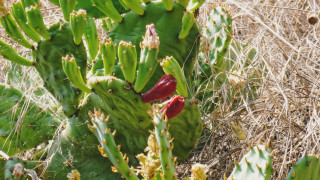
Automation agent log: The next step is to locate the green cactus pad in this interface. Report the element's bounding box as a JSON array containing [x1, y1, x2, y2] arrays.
[[0, 84, 60, 156], [32, 21, 87, 116], [196, 5, 233, 109], [168, 99, 202, 160], [85, 76, 153, 154], [108, 1, 200, 92], [286, 155, 320, 180], [84, 76, 202, 160], [201, 5, 232, 77], [44, 117, 128, 179], [228, 145, 272, 180]]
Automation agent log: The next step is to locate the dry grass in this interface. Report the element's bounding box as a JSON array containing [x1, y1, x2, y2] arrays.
[[1, 0, 320, 179], [186, 0, 320, 179]]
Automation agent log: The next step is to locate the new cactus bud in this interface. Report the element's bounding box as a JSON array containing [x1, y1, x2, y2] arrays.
[[0, 40, 33, 66], [161, 56, 188, 98], [179, 11, 195, 39], [62, 55, 91, 93], [153, 106, 176, 180], [121, 0, 144, 15], [91, 0, 123, 23], [85, 17, 99, 61], [0, 4, 33, 48], [162, 0, 173, 11], [161, 95, 185, 119], [100, 38, 116, 75], [70, 10, 87, 45], [142, 74, 177, 103], [59, 0, 77, 21], [177, 0, 190, 8], [11, 2, 41, 43], [187, 0, 206, 12], [118, 41, 137, 84], [134, 24, 160, 92], [89, 109, 139, 180], [25, 5, 51, 40]]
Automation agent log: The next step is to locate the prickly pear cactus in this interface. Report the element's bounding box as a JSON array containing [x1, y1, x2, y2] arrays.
[[201, 5, 233, 78], [227, 144, 272, 180], [0, 84, 60, 156], [0, 0, 241, 179], [195, 5, 233, 113], [32, 21, 87, 117], [286, 155, 320, 180], [49, 0, 127, 18], [108, 1, 201, 91], [196, 6, 262, 114], [44, 116, 128, 179]]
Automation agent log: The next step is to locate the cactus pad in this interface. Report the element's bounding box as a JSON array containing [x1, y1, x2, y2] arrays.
[[32, 21, 87, 116], [0, 84, 60, 156], [108, 1, 200, 91], [227, 145, 272, 180], [286, 155, 320, 180]]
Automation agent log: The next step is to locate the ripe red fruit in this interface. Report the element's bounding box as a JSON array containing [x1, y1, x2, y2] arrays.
[[142, 74, 177, 103], [161, 95, 185, 119]]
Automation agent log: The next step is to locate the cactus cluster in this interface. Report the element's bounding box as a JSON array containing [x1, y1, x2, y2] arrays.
[[0, 0, 268, 179], [87, 100, 203, 180], [3, 0, 314, 179], [195, 4, 233, 113], [224, 144, 320, 180], [0, 0, 210, 178]]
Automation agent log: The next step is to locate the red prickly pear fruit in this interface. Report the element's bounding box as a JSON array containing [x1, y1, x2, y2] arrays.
[[161, 95, 185, 119], [142, 74, 177, 103]]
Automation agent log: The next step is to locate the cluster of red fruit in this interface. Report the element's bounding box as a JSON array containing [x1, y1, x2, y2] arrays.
[[142, 74, 185, 119]]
